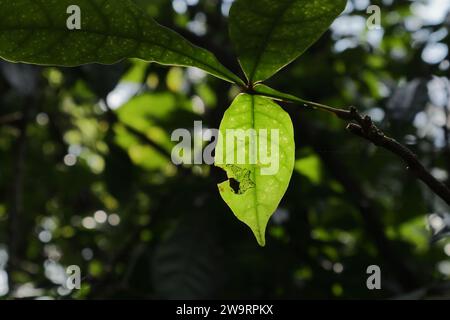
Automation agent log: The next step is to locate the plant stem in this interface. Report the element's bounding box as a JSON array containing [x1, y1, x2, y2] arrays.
[[296, 100, 450, 206]]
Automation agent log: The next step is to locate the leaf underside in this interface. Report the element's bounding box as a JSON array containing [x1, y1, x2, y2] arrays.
[[229, 0, 347, 83], [0, 0, 242, 84], [215, 94, 295, 246], [253, 83, 307, 104]]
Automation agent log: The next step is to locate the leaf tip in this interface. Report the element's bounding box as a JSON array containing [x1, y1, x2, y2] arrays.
[[255, 234, 266, 247]]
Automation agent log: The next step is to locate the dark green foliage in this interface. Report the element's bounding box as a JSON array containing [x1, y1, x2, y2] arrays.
[[229, 0, 346, 82], [0, 0, 449, 300]]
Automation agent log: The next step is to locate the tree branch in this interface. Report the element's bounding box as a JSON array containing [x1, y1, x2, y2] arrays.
[[339, 106, 450, 207], [254, 84, 450, 205], [293, 115, 419, 291], [287, 98, 450, 207]]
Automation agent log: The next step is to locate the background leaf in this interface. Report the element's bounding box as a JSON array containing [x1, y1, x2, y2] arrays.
[[229, 0, 346, 83], [0, 0, 243, 84], [215, 94, 295, 246], [151, 212, 224, 299]]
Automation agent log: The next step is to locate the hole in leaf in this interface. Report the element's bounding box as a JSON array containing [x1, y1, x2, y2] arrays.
[[216, 165, 255, 195], [229, 178, 241, 194]]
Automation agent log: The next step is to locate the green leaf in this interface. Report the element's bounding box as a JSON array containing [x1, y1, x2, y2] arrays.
[[0, 0, 243, 85], [215, 94, 295, 246], [152, 213, 224, 299], [229, 0, 346, 83]]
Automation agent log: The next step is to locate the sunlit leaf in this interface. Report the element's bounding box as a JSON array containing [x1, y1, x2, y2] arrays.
[[215, 94, 295, 246], [295, 154, 322, 185]]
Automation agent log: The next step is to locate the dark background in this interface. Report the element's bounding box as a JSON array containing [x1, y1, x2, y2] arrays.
[[0, 0, 450, 299]]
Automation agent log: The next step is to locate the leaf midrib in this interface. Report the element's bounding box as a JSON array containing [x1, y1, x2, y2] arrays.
[[249, 95, 261, 241], [247, 0, 294, 83]]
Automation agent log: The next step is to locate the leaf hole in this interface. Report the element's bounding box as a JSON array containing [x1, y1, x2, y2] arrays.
[[229, 178, 241, 194]]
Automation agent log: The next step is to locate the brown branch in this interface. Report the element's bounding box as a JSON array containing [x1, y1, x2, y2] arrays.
[[346, 107, 450, 207], [259, 85, 450, 206], [293, 115, 419, 291], [301, 103, 450, 207]]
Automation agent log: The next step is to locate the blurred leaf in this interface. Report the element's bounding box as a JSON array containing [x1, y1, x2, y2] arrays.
[[398, 216, 428, 253], [117, 93, 181, 130], [121, 91, 198, 132], [295, 154, 321, 185], [151, 213, 223, 299]]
